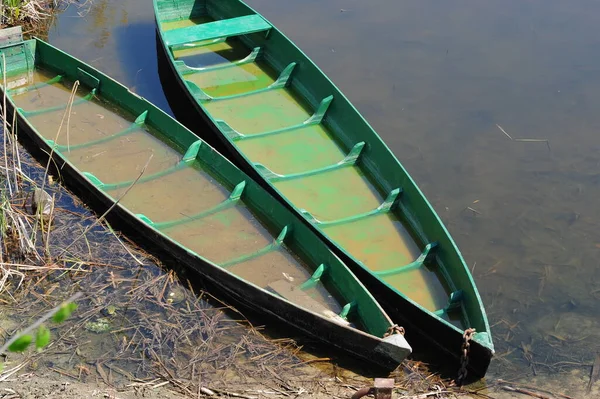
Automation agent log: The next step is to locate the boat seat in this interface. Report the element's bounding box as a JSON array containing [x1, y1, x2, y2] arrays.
[[268, 279, 350, 326], [0, 26, 35, 88], [164, 15, 271, 47], [374, 242, 438, 277], [433, 290, 464, 317]]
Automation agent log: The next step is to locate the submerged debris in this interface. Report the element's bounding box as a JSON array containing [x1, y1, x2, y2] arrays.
[[83, 317, 111, 333]]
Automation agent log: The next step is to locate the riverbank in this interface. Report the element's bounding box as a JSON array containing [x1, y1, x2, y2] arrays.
[[0, 0, 87, 36], [1, 0, 598, 397]]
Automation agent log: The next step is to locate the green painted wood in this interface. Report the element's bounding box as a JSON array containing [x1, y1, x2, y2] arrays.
[[164, 14, 271, 47], [185, 61, 295, 102], [218, 95, 333, 141], [154, 0, 494, 372], [374, 242, 437, 276], [0, 29, 411, 368], [254, 141, 364, 182], [19, 89, 97, 117], [220, 225, 288, 267], [299, 263, 327, 290], [0, 26, 24, 48], [177, 46, 261, 75], [338, 301, 355, 320], [171, 37, 226, 52], [300, 188, 402, 227], [153, 180, 246, 229], [77, 67, 100, 90], [46, 110, 147, 152], [80, 138, 204, 191], [0, 26, 35, 88]]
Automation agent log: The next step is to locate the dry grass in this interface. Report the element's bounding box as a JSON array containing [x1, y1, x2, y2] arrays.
[[0, 0, 90, 37]]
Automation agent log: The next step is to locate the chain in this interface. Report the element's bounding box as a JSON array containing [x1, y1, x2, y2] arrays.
[[456, 328, 476, 386], [384, 324, 405, 338]]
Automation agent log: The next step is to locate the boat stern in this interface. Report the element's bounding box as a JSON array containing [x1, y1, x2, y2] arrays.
[[375, 333, 412, 367]]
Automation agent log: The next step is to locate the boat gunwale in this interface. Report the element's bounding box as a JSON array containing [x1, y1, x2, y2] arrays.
[[153, 0, 493, 348], [0, 35, 410, 358], [153, 2, 495, 377]]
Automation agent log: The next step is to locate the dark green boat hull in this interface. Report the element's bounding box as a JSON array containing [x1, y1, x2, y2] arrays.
[[153, 0, 494, 379], [0, 28, 411, 370]]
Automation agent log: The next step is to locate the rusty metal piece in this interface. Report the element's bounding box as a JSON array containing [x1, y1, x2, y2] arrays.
[[383, 324, 405, 338], [351, 378, 394, 399], [456, 327, 476, 386], [351, 387, 373, 399]]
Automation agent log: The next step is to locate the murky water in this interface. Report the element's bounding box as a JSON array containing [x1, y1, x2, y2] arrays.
[[9, 67, 349, 314], [40, 0, 600, 391]]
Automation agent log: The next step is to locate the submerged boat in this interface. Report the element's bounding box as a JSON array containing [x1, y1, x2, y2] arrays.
[[153, 0, 494, 378], [0, 26, 412, 369]]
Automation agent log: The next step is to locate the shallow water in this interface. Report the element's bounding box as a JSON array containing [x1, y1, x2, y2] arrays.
[[43, 0, 600, 389], [8, 65, 350, 315]]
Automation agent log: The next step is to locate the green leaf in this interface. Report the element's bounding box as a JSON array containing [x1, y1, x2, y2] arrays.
[[35, 325, 50, 349], [52, 302, 78, 323], [8, 334, 32, 352]]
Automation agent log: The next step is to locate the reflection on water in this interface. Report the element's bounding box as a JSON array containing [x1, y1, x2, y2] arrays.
[[44, 0, 600, 385]]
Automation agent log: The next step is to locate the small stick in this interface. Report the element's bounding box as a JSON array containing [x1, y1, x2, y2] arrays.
[[514, 138, 551, 151], [588, 353, 600, 393], [465, 206, 481, 215], [49, 366, 79, 380], [40, 80, 80, 195], [104, 221, 143, 265], [200, 387, 215, 396], [398, 392, 451, 399], [501, 385, 550, 399], [496, 124, 513, 140], [208, 387, 258, 399], [44, 193, 56, 258]]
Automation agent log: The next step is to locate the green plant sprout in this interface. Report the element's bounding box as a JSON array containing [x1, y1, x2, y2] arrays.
[[0, 292, 82, 373]]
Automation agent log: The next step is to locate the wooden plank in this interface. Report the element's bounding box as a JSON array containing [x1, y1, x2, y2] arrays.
[[164, 15, 270, 47], [0, 26, 23, 48]]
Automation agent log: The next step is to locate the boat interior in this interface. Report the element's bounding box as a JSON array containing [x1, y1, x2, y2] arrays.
[[0, 35, 399, 338], [155, 0, 484, 334]]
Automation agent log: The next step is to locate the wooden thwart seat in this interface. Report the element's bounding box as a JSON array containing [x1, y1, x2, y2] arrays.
[[81, 140, 204, 191], [219, 95, 334, 141], [46, 110, 148, 152], [301, 188, 402, 227], [374, 242, 438, 277], [254, 141, 365, 182], [164, 15, 271, 47], [0, 26, 34, 88]]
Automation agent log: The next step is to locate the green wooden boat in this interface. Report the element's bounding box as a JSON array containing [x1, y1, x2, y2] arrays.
[[153, 0, 494, 378], [0, 26, 412, 370]]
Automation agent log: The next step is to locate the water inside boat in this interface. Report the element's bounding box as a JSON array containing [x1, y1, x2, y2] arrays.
[[8, 68, 349, 321], [160, 17, 464, 326]]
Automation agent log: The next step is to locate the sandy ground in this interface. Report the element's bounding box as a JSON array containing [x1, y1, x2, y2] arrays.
[[0, 373, 182, 399], [1, 367, 596, 399]]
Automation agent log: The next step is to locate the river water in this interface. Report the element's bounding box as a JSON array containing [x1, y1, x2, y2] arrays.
[[42, 0, 600, 393]]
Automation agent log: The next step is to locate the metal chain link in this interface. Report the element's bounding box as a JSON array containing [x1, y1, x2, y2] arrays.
[[456, 328, 476, 386], [383, 324, 405, 338]]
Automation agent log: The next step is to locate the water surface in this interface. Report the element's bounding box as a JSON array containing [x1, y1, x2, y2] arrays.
[[46, 0, 600, 384]]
